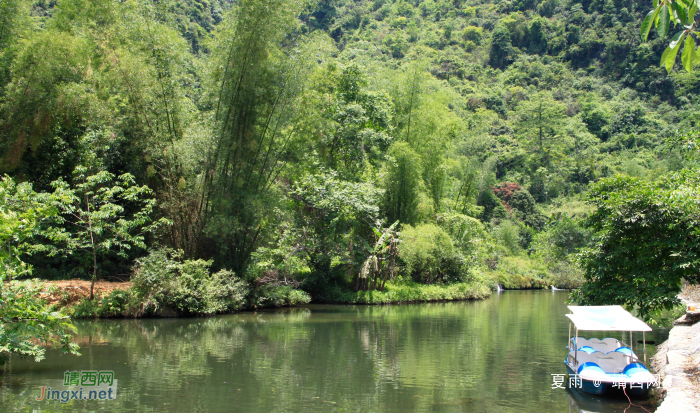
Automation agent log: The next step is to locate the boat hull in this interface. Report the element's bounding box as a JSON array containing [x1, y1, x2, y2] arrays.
[[565, 364, 651, 398]]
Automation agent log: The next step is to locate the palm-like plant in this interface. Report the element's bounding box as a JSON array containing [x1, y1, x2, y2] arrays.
[[355, 221, 400, 291]]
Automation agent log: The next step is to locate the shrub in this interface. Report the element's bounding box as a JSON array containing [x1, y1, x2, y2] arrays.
[[319, 278, 492, 304], [97, 290, 133, 317], [400, 223, 466, 284], [533, 215, 592, 260], [490, 256, 548, 289], [69, 298, 99, 318], [248, 285, 312, 308], [491, 220, 522, 255], [462, 26, 483, 43], [545, 260, 584, 289], [130, 248, 249, 316]]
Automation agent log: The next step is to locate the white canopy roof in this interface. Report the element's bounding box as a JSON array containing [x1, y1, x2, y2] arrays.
[[566, 305, 652, 332]]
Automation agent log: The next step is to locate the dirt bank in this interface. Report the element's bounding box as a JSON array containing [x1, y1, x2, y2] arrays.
[[40, 280, 131, 306]]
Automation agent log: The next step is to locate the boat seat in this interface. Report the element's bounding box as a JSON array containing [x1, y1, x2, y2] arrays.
[[570, 337, 590, 348], [568, 351, 603, 367], [601, 337, 621, 349], [568, 350, 630, 373], [577, 346, 596, 354], [595, 352, 630, 373], [587, 338, 616, 353], [569, 337, 621, 353], [614, 346, 633, 356]]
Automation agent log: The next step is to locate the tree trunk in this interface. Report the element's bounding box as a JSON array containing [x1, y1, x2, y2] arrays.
[[90, 247, 97, 300]]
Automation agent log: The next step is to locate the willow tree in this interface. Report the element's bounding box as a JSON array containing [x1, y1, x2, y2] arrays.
[[202, 0, 320, 272]]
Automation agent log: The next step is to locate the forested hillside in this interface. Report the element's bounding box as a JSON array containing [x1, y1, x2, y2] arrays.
[[1, 0, 698, 313]]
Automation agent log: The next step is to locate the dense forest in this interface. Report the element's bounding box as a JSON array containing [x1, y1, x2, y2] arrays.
[[1, 0, 699, 324]]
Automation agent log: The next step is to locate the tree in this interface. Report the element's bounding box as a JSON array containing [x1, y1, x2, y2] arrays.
[[641, 0, 700, 73], [0, 278, 80, 365], [0, 176, 79, 365], [0, 176, 56, 281], [50, 166, 169, 299], [0, 0, 28, 89], [202, 0, 319, 273], [514, 92, 566, 161], [489, 23, 514, 69], [382, 142, 426, 226], [292, 171, 384, 293], [355, 221, 399, 291], [574, 171, 700, 321]]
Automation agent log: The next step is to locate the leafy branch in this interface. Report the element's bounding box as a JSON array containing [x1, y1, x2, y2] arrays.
[[642, 0, 700, 73]]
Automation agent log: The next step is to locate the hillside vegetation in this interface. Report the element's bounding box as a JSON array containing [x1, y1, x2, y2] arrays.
[[1, 0, 698, 317]]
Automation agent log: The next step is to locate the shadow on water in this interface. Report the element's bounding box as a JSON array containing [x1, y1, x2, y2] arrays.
[[565, 387, 660, 413], [0, 290, 669, 412]]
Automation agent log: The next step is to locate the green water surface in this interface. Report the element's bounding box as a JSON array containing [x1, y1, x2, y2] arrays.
[[0, 291, 669, 412]]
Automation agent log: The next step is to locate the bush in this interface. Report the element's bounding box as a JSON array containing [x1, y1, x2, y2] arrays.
[[319, 278, 492, 304], [400, 223, 466, 284], [130, 248, 249, 316], [97, 290, 134, 317], [533, 215, 592, 260], [490, 256, 548, 289], [491, 221, 522, 255], [68, 298, 100, 318], [545, 260, 584, 289], [248, 285, 312, 308]]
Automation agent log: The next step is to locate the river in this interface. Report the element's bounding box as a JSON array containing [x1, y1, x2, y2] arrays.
[[0, 290, 669, 412]]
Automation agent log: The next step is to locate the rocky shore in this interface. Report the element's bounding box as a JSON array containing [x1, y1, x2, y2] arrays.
[[652, 284, 700, 413]]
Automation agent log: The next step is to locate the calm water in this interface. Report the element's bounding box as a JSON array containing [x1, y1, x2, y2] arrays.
[[1, 291, 669, 413]]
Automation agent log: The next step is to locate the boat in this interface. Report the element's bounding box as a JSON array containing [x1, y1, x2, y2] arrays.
[[564, 305, 658, 398]]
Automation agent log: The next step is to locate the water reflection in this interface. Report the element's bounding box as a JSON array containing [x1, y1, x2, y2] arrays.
[[0, 291, 668, 412]]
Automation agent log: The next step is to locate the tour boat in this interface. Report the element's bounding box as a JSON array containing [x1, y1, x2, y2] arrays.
[[564, 305, 657, 398]]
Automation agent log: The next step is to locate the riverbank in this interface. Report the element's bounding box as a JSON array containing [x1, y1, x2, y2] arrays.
[[37, 278, 496, 318], [317, 280, 493, 304], [651, 285, 700, 412], [33, 266, 579, 318]]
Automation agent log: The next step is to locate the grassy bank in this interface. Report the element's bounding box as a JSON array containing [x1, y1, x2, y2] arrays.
[[42, 281, 312, 319], [317, 280, 493, 304], [488, 256, 584, 290], [43, 278, 494, 317], [41, 257, 581, 318]]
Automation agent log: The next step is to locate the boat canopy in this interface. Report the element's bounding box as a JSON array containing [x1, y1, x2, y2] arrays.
[[565, 305, 652, 332]]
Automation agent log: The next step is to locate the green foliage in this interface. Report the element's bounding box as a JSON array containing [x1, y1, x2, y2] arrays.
[[0, 176, 57, 280], [546, 260, 585, 289], [130, 248, 249, 316], [534, 214, 592, 260], [574, 171, 700, 321], [400, 223, 466, 284], [641, 0, 700, 73], [98, 289, 134, 317], [0, 279, 80, 365], [203, 0, 321, 273], [437, 212, 486, 258], [489, 23, 514, 69], [319, 279, 492, 304], [383, 142, 426, 226], [49, 166, 169, 298], [490, 256, 548, 289], [462, 26, 483, 43], [0, 175, 80, 364], [514, 92, 567, 157], [247, 285, 312, 308], [355, 221, 399, 291], [491, 220, 523, 256], [1, 0, 696, 306], [68, 297, 100, 319]]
